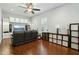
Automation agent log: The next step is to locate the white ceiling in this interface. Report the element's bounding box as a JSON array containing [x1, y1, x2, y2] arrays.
[[0, 3, 64, 18]]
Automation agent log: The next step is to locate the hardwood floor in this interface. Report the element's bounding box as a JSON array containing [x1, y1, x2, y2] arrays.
[[0, 38, 79, 55]]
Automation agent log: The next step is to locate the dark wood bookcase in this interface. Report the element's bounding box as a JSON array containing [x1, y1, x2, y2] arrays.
[[68, 23, 79, 51], [42, 32, 69, 47]]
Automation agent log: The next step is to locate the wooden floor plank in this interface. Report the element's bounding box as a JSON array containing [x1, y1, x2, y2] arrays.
[[0, 38, 79, 55]]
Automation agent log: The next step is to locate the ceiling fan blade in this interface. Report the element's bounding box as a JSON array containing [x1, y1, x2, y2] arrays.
[[33, 8, 40, 11], [24, 10, 28, 13], [18, 6, 26, 9], [27, 3, 32, 8], [32, 11, 34, 14]]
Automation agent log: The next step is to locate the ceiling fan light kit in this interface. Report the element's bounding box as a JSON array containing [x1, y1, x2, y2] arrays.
[[19, 3, 40, 14], [27, 8, 32, 12]]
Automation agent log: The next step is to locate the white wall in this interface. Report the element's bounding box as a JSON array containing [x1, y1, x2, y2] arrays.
[[0, 8, 2, 43], [31, 4, 79, 34]]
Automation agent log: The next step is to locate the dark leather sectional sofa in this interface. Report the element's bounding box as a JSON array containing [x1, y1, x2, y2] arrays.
[[12, 30, 38, 46]]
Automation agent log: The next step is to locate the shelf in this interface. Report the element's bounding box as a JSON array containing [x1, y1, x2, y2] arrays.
[[70, 30, 78, 32], [49, 37, 68, 42], [49, 37, 53, 39], [63, 40, 68, 42], [70, 23, 79, 25], [57, 39, 62, 41], [48, 33, 68, 36], [52, 38, 57, 40], [71, 36, 78, 38], [49, 37, 56, 39], [71, 42, 78, 44]]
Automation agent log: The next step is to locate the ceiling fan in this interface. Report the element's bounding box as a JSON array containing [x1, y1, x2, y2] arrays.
[[19, 3, 40, 14]]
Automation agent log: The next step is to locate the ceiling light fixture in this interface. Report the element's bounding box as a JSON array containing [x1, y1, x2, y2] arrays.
[[28, 8, 32, 12]]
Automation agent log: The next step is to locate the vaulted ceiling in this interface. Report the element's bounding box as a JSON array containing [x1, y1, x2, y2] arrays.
[[0, 3, 64, 18]]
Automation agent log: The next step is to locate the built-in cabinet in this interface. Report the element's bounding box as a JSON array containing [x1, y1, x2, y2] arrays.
[[3, 17, 29, 39], [3, 17, 29, 32], [9, 17, 28, 23]]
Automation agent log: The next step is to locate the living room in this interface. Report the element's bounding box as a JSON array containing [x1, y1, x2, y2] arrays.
[[0, 2, 79, 56]]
